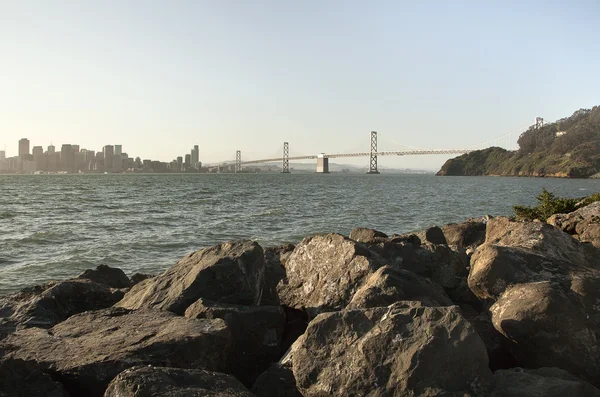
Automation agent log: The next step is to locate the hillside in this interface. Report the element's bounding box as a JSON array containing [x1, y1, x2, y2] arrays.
[[437, 106, 600, 178]]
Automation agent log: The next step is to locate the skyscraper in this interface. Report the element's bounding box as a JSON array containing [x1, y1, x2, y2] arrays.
[[47, 144, 55, 153], [0, 150, 5, 160], [103, 145, 114, 171], [191, 145, 199, 166], [115, 145, 122, 156], [18, 138, 30, 159], [61, 144, 75, 173]]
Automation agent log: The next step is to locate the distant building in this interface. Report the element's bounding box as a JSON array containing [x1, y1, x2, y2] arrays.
[[18, 138, 30, 159], [115, 145, 122, 156], [32, 146, 44, 171], [191, 145, 199, 166], [61, 144, 76, 173], [184, 154, 191, 169], [0, 150, 5, 160], [177, 156, 183, 172], [103, 145, 114, 171], [47, 144, 55, 153]]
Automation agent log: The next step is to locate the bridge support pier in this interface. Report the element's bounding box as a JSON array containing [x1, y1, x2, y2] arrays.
[[282, 142, 290, 173], [367, 131, 380, 174], [235, 150, 241, 173], [316, 154, 329, 173]]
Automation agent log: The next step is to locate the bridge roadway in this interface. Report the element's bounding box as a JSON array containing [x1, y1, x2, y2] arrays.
[[211, 132, 471, 173], [237, 149, 471, 165]]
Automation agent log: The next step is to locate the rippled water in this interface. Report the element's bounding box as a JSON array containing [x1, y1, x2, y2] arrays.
[[1, 173, 599, 295]]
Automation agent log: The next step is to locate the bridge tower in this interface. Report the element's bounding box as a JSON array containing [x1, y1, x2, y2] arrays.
[[282, 142, 290, 173], [367, 131, 380, 174], [235, 150, 241, 173], [535, 117, 544, 129]]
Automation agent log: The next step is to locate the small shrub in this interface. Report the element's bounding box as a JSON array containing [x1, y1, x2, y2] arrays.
[[513, 188, 579, 221]]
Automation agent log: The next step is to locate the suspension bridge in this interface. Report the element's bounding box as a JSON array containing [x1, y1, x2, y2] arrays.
[[209, 127, 523, 174]]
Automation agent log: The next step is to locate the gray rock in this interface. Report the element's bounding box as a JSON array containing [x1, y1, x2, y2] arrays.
[[0, 279, 124, 337], [251, 363, 302, 397], [76, 264, 131, 288], [349, 227, 388, 243], [185, 298, 285, 386], [104, 366, 255, 397], [129, 272, 154, 286], [490, 281, 599, 383], [0, 307, 231, 397], [390, 233, 421, 245], [414, 242, 470, 289], [421, 225, 448, 245], [346, 265, 454, 309], [277, 233, 381, 318], [493, 367, 600, 397], [116, 240, 265, 314], [291, 302, 493, 396], [261, 244, 295, 306], [0, 358, 69, 397], [468, 217, 600, 386], [442, 218, 487, 249]]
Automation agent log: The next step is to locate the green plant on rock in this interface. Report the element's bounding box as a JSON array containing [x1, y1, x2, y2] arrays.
[[513, 188, 579, 221]]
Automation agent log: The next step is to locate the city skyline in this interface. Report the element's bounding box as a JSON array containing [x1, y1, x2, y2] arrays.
[[2, 2, 599, 168], [0, 136, 204, 174]]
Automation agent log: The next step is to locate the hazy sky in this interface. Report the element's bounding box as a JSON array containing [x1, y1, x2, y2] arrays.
[[1, 1, 599, 169]]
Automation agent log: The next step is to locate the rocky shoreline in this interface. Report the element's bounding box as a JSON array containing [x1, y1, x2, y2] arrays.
[[1, 202, 600, 396]]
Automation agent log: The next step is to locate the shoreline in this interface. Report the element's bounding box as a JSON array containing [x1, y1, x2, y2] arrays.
[[2, 200, 600, 396]]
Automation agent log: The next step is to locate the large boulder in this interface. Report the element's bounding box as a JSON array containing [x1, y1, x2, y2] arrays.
[[346, 265, 454, 309], [291, 302, 494, 396], [349, 227, 388, 243], [493, 367, 600, 397], [442, 218, 488, 250], [116, 240, 265, 314], [105, 366, 255, 397], [548, 201, 600, 248], [0, 358, 69, 397], [0, 307, 232, 397], [261, 244, 295, 306], [490, 281, 599, 382], [251, 362, 302, 397], [418, 225, 448, 245], [414, 242, 470, 290], [468, 217, 600, 385], [277, 233, 382, 317], [185, 298, 285, 386], [76, 264, 131, 288], [0, 279, 124, 337]]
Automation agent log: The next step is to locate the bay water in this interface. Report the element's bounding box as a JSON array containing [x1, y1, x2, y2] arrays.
[[1, 173, 599, 295]]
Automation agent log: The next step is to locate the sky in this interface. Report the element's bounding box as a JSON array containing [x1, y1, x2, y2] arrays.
[[1, 0, 599, 169]]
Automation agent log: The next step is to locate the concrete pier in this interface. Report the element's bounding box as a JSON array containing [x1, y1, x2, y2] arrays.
[[316, 155, 329, 173]]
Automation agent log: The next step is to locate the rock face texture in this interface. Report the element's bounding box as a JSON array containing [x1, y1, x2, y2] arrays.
[[251, 362, 302, 397], [419, 225, 448, 245], [261, 244, 295, 306], [548, 201, 600, 247], [349, 227, 388, 243], [493, 367, 600, 397], [442, 218, 488, 249], [116, 240, 265, 314], [291, 303, 494, 396], [346, 265, 454, 309], [0, 279, 124, 338], [0, 307, 231, 397], [185, 298, 285, 386], [76, 264, 131, 288], [277, 233, 381, 317], [469, 216, 600, 386], [104, 366, 255, 397], [0, 358, 69, 397]]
